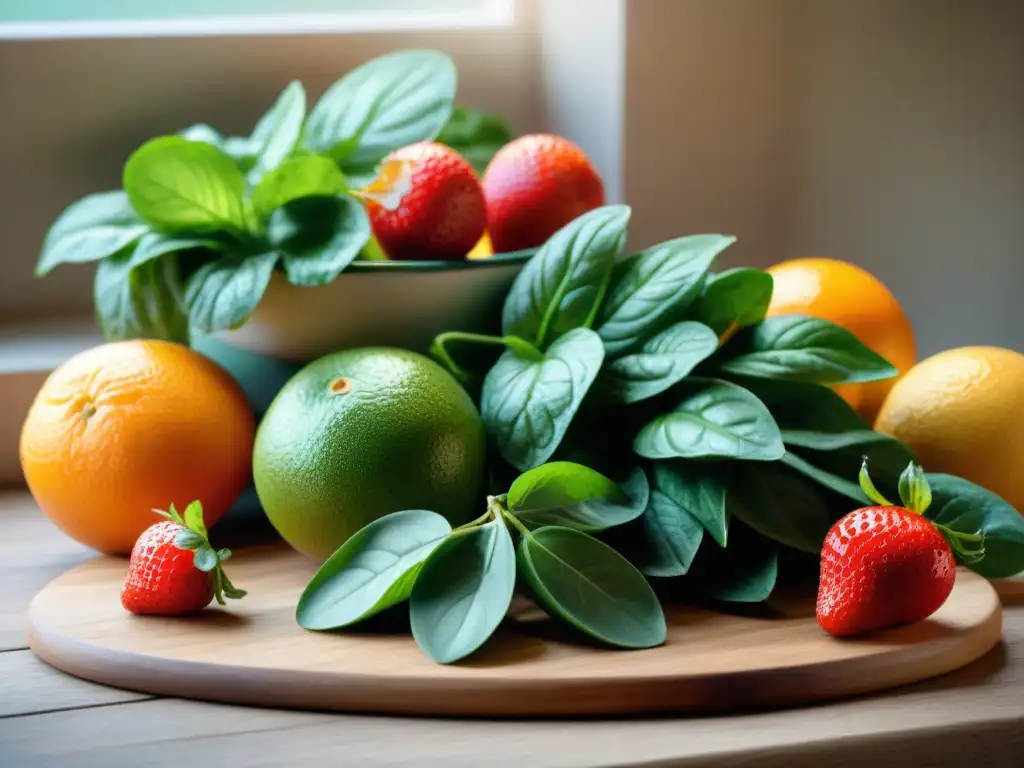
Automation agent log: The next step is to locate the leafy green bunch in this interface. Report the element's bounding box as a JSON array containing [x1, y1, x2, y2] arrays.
[[35, 49, 512, 346]]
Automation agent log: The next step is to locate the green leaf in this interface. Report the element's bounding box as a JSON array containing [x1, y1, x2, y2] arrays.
[[633, 377, 785, 462], [730, 377, 869, 433], [193, 545, 218, 573], [688, 268, 774, 335], [481, 328, 605, 472], [726, 463, 832, 553], [37, 191, 149, 276], [249, 80, 306, 183], [602, 321, 719, 404], [297, 509, 453, 630], [130, 233, 221, 269], [780, 451, 867, 504], [185, 252, 278, 333], [436, 105, 513, 174], [251, 155, 346, 216], [597, 235, 734, 355], [925, 474, 1024, 578], [306, 49, 456, 169], [124, 137, 247, 235], [178, 124, 257, 171], [508, 463, 649, 532], [687, 519, 778, 603], [653, 460, 729, 547], [183, 500, 207, 539], [634, 489, 705, 577], [719, 315, 899, 385], [410, 516, 516, 664], [517, 526, 666, 649], [502, 205, 630, 349], [94, 249, 190, 344], [173, 529, 205, 551], [897, 462, 932, 514], [267, 195, 371, 286]]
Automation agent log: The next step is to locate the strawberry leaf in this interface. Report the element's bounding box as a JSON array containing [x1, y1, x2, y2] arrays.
[[174, 529, 206, 551], [217, 548, 232, 562], [154, 503, 186, 525], [193, 545, 219, 572], [897, 462, 932, 514], [183, 500, 208, 539]]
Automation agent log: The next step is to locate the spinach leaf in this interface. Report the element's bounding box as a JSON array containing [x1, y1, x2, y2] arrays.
[[653, 460, 729, 547], [267, 195, 371, 286], [633, 377, 785, 462], [726, 463, 832, 554], [602, 321, 719, 404], [508, 463, 649, 532], [124, 136, 247, 236], [436, 105, 512, 175], [689, 267, 774, 335], [251, 155, 346, 217], [296, 509, 452, 630], [925, 474, 1024, 578], [502, 205, 629, 348], [719, 315, 899, 385], [481, 328, 605, 472], [409, 516, 516, 664], [517, 526, 666, 649], [780, 451, 867, 504], [782, 431, 914, 504], [185, 252, 279, 333], [688, 519, 778, 603], [633, 489, 705, 577], [36, 191, 149, 276], [734, 377, 869, 432], [94, 248, 189, 344], [248, 80, 307, 184], [306, 50, 456, 169], [597, 234, 733, 355]]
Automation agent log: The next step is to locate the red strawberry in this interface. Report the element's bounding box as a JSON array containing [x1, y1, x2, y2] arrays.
[[816, 461, 984, 637], [121, 501, 246, 616], [361, 141, 486, 261], [482, 134, 604, 253]]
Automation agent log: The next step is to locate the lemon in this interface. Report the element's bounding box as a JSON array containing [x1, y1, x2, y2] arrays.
[[874, 346, 1024, 512]]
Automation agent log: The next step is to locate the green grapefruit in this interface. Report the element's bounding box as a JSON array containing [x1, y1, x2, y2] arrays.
[[253, 347, 486, 561]]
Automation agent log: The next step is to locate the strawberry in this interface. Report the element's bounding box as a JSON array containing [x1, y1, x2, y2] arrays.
[[816, 461, 985, 637], [482, 134, 604, 254], [121, 501, 246, 616], [361, 141, 486, 261]]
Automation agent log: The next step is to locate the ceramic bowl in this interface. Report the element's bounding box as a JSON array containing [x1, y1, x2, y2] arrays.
[[217, 251, 533, 363]]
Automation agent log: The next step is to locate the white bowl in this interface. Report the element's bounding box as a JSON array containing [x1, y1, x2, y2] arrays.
[[217, 252, 532, 363]]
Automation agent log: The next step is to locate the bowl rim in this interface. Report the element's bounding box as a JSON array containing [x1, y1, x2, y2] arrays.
[[345, 248, 536, 273]]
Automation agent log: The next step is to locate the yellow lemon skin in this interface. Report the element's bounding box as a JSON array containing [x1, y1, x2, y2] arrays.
[[467, 232, 493, 260], [874, 346, 1024, 513]]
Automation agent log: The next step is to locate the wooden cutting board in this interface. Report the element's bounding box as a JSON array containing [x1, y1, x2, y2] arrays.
[[27, 545, 1003, 717]]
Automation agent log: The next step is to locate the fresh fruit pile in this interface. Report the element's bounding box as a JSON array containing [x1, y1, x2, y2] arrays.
[[33, 48, 605, 350]]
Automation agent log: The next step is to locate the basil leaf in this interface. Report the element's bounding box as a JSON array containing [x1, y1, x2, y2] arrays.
[[633, 377, 785, 461], [653, 460, 729, 547], [267, 195, 370, 286], [185, 252, 278, 333], [481, 328, 605, 472], [780, 451, 867, 504], [688, 520, 778, 603], [124, 137, 247, 235], [925, 474, 1024, 578], [306, 49, 456, 168], [733, 377, 868, 432], [409, 516, 516, 664], [689, 267, 774, 336], [502, 205, 630, 348], [508, 463, 649, 532], [249, 80, 306, 183], [130, 233, 221, 269], [602, 321, 719, 404], [436, 105, 513, 174], [726, 463, 832, 553], [720, 315, 899, 385], [178, 124, 257, 171], [251, 155, 346, 216], [517, 526, 666, 649], [634, 489, 706, 578], [94, 249, 189, 344], [36, 191, 149, 276], [597, 234, 734, 355], [297, 509, 452, 630]]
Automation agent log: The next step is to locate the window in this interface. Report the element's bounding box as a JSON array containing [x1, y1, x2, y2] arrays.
[[0, 0, 513, 38]]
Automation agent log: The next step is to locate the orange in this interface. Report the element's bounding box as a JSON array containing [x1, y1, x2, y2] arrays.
[[875, 346, 1024, 512], [765, 258, 916, 422], [20, 340, 255, 554]]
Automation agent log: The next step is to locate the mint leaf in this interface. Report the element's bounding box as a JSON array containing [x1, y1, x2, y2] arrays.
[[249, 80, 306, 183], [267, 195, 370, 286], [251, 155, 346, 217], [94, 249, 190, 344], [185, 251, 278, 333], [37, 191, 148, 276]]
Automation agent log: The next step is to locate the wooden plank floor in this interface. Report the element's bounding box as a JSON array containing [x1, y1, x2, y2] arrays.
[[2, 489, 1024, 768]]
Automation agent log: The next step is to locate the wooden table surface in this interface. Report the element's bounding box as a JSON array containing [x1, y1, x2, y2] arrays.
[[3, 488, 1024, 768]]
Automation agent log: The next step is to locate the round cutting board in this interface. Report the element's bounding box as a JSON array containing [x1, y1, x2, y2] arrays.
[[27, 545, 1003, 717]]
